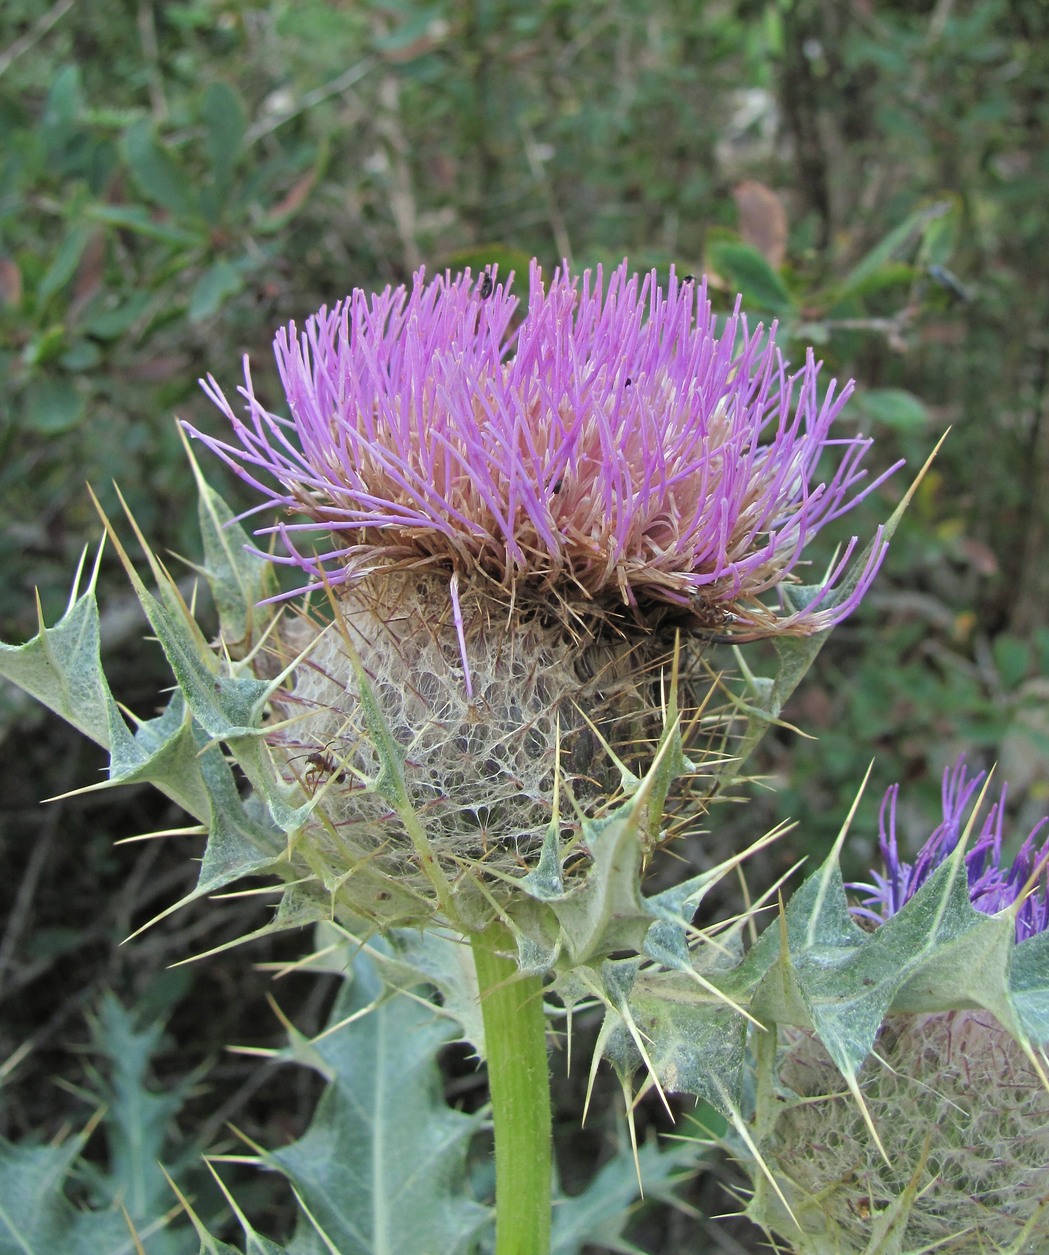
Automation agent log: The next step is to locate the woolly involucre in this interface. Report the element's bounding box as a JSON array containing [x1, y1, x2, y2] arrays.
[[266, 569, 689, 890], [756, 1012, 1049, 1253]]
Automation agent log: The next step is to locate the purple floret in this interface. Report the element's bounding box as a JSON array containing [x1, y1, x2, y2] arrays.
[[186, 260, 897, 635], [857, 758, 1049, 941]]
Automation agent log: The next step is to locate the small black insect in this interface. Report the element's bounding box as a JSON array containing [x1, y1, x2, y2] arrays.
[[624, 377, 632, 387], [479, 272, 494, 299], [682, 273, 695, 283]]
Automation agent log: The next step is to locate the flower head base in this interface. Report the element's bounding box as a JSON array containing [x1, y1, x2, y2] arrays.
[[761, 1011, 1049, 1254], [744, 760, 1049, 1254], [262, 567, 660, 899], [190, 260, 892, 640], [857, 757, 1049, 941]]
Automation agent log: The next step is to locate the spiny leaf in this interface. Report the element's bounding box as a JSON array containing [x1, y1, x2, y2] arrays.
[[180, 428, 278, 657], [169, 1165, 289, 1255], [348, 925, 486, 1050], [0, 988, 219, 1255], [599, 962, 748, 1116], [82, 993, 198, 1225], [259, 948, 489, 1255], [513, 727, 693, 969], [550, 1134, 693, 1255], [92, 488, 271, 740], [191, 741, 288, 890], [0, 556, 209, 820], [0, 546, 132, 754], [733, 849, 1035, 1089], [0, 1137, 138, 1255], [532, 806, 651, 966], [1009, 931, 1049, 1043], [134, 582, 271, 740]]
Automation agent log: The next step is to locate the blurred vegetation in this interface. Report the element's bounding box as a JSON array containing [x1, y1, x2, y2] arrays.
[[2, 0, 1048, 1249]]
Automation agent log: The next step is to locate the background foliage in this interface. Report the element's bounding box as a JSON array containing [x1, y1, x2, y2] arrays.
[[2, 0, 1048, 1250]]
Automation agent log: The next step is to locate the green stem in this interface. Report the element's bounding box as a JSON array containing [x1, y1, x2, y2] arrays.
[[472, 924, 552, 1255]]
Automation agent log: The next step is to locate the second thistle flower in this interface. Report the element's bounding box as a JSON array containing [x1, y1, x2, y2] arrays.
[[749, 760, 1049, 1254]]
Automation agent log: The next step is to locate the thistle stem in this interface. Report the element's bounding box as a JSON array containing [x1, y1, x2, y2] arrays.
[[471, 924, 553, 1255]]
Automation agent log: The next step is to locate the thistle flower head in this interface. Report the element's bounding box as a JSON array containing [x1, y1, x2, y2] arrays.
[[189, 260, 893, 639], [181, 261, 896, 927], [858, 757, 1049, 940]]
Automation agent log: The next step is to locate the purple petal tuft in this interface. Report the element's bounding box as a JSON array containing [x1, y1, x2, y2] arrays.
[[855, 758, 1049, 941], [186, 260, 898, 635]]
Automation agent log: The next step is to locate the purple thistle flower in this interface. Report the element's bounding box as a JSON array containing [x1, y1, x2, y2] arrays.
[[857, 758, 1049, 941], [187, 260, 895, 637]]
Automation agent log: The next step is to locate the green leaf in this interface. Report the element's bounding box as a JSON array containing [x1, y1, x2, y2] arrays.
[[851, 387, 928, 433], [705, 231, 793, 314], [85, 204, 201, 246], [440, 246, 535, 288], [825, 260, 914, 304], [189, 261, 244, 323], [124, 119, 195, 218], [184, 441, 277, 655], [835, 201, 952, 300], [200, 82, 246, 212], [23, 377, 85, 432], [262, 950, 489, 1255], [83, 291, 153, 340], [992, 633, 1031, 690], [0, 1138, 138, 1255], [918, 196, 960, 269], [59, 339, 103, 371], [38, 222, 91, 303], [41, 65, 83, 143]]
